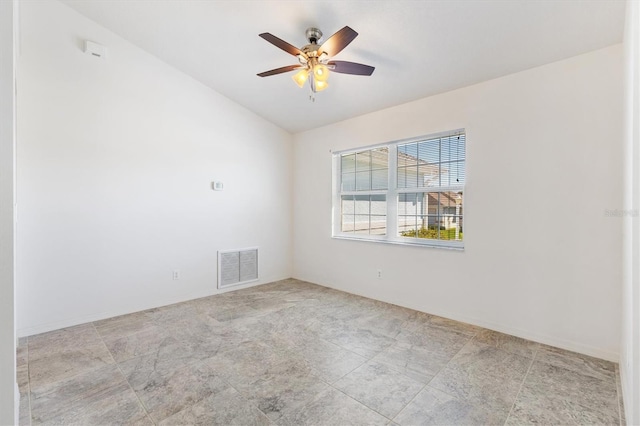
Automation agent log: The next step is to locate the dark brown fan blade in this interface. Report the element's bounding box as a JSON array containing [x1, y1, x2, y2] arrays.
[[328, 60, 375, 76], [259, 33, 304, 57], [318, 26, 358, 57], [257, 65, 302, 77]]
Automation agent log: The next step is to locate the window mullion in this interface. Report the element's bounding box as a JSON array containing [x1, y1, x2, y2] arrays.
[[438, 137, 442, 187], [388, 145, 398, 241], [333, 154, 341, 236]]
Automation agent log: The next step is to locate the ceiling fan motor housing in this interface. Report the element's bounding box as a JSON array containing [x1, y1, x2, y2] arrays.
[[305, 27, 323, 44]]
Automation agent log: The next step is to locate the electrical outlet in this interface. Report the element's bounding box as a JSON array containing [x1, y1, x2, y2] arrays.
[[172, 270, 180, 280], [377, 269, 382, 279]]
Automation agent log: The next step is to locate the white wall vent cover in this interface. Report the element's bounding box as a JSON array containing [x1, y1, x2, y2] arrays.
[[218, 247, 258, 289]]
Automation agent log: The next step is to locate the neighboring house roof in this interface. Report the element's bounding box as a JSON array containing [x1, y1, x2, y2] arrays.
[[427, 192, 463, 208]]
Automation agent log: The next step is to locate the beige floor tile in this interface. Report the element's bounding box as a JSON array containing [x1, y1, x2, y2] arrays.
[[394, 385, 505, 425], [278, 387, 389, 426], [158, 387, 270, 425], [334, 361, 424, 418], [428, 340, 532, 422], [473, 329, 540, 359], [535, 344, 616, 381], [18, 279, 622, 426], [30, 364, 147, 425], [28, 324, 113, 388], [506, 361, 618, 425]]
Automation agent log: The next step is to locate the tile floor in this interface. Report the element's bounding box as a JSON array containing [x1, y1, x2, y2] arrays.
[[17, 279, 625, 425]]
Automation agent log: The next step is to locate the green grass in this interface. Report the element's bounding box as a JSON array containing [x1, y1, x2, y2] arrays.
[[400, 227, 463, 240]]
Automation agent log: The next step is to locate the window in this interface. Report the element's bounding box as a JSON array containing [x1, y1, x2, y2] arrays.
[[339, 148, 388, 237], [333, 131, 465, 248]]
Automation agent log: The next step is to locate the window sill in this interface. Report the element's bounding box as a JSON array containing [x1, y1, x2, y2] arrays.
[[331, 235, 464, 251]]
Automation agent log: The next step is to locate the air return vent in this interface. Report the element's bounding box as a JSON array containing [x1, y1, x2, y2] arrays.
[[218, 247, 258, 289]]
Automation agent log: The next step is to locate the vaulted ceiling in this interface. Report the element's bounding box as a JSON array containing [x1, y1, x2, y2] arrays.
[[61, 0, 625, 133]]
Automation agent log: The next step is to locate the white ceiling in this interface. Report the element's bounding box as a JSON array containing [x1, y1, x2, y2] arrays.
[[61, 0, 625, 134]]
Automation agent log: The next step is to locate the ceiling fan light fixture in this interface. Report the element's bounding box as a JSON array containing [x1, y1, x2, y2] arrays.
[[314, 80, 329, 92], [292, 69, 309, 88], [313, 63, 329, 82]]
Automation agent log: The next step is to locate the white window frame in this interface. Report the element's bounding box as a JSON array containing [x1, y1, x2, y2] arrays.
[[332, 129, 465, 249]]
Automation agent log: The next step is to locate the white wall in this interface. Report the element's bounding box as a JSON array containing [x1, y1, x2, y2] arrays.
[[0, 0, 17, 422], [293, 45, 623, 361], [622, 0, 640, 423], [17, 0, 293, 336]]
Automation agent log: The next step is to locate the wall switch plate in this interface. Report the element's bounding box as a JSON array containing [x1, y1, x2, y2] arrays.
[[172, 270, 180, 280], [212, 181, 224, 191]]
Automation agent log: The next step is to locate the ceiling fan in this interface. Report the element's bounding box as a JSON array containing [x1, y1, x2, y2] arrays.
[[257, 26, 375, 94]]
